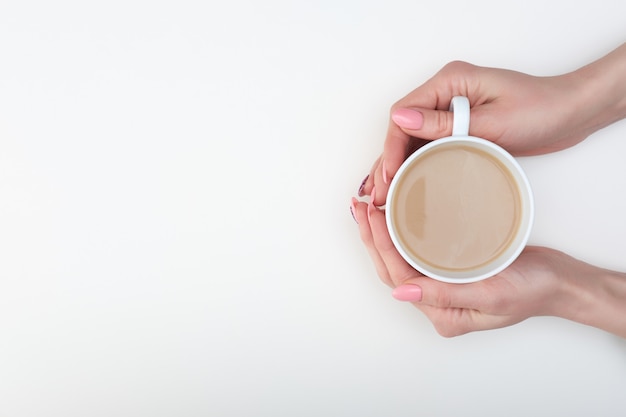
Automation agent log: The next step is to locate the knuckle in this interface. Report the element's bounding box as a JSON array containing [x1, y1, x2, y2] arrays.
[[358, 226, 373, 246], [390, 270, 419, 288], [376, 268, 393, 288], [430, 316, 462, 338], [434, 110, 450, 135], [432, 316, 469, 338], [378, 236, 398, 255], [432, 288, 453, 309], [441, 60, 474, 74], [435, 326, 460, 338]]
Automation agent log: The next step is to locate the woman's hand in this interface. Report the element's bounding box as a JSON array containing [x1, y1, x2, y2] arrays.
[[360, 43, 626, 206], [351, 197, 626, 338], [352, 43, 626, 337]]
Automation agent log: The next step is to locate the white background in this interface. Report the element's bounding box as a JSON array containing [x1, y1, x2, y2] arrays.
[[1, 1, 625, 416]]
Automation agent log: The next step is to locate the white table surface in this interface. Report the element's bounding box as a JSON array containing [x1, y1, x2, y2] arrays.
[[1, 1, 625, 416]]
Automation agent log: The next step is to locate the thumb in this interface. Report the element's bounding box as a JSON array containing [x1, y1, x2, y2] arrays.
[[391, 107, 455, 140], [392, 278, 484, 310]]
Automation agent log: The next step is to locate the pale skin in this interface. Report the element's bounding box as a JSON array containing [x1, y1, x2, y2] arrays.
[[353, 42, 626, 338]]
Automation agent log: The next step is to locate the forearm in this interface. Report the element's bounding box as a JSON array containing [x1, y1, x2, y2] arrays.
[[558, 264, 626, 338], [568, 42, 626, 137]]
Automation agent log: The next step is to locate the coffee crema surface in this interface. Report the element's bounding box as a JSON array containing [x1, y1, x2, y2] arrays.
[[390, 144, 521, 271]]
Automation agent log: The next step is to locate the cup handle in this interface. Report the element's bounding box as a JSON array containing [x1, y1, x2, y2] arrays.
[[450, 96, 470, 136]]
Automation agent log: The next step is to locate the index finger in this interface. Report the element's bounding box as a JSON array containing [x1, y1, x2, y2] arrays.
[[378, 82, 456, 205]]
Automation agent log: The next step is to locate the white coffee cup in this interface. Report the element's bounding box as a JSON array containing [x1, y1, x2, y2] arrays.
[[385, 96, 534, 283]]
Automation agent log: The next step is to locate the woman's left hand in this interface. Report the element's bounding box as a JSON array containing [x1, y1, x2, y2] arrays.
[[351, 196, 590, 337]]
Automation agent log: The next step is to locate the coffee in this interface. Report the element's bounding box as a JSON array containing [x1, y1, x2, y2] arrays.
[[389, 143, 521, 271]]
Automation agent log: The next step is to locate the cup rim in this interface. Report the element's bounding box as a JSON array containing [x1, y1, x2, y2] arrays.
[[385, 136, 534, 283]]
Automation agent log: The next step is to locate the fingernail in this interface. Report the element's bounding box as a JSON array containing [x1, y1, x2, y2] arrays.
[[392, 108, 424, 130], [382, 160, 389, 185], [358, 175, 369, 197], [350, 198, 358, 224], [392, 284, 423, 302]]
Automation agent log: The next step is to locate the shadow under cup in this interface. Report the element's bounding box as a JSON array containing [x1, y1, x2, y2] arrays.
[[386, 137, 534, 283]]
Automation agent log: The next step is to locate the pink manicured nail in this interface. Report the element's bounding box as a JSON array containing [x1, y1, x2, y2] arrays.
[[392, 108, 424, 130], [392, 284, 423, 302], [350, 197, 358, 224], [358, 175, 369, 197], [382, 160, 389, 185]]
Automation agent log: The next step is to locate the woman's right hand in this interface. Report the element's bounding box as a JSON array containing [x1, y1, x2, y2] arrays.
[[362, 43, 626, 206]]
